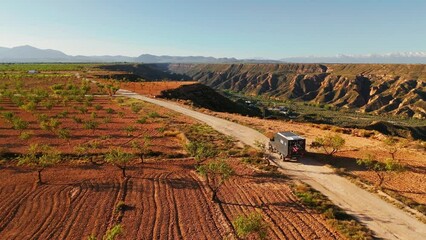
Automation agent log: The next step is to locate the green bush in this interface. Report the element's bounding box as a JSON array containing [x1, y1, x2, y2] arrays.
[[106, 108, 116, 114], [233, 212, 268, 239], [136, 116, 147, 124], [130, 103, 143, 114], [147, 111, 160, 118]]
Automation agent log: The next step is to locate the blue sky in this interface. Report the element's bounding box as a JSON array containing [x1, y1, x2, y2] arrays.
[[0, 0, 425, 58]]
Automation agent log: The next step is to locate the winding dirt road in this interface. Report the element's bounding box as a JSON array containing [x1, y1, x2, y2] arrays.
[[117, 89, 426, 240]]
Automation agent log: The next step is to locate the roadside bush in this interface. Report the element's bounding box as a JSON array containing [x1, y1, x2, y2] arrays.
[[310, 134, 345, 155]]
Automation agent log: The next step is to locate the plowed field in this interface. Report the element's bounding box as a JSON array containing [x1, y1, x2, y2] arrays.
[[0, 159, 343, 239]]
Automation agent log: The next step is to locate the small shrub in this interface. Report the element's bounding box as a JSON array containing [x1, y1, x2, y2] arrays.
[[102, 116, 112, 124], [94, 104, 103, 110], [106, 108, 115, 114], [77, 106, 88, 114], [58, 128, 71, 140], [91, 112, 98, 119], [233, 212, 268, 239], [57, 110, 69, 118], [84, 120, 99, 131], [72, 116, 83, 124], [136, 117, 147, 124], [19, 131, 33, 140], [147, 111, 160, 118], [12, 117, 29, 132], [130, 103, 143, 114], [124, 125, 138, 136]]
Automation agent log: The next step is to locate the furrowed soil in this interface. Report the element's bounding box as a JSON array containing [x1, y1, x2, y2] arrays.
[[0, 69, 345, 239], [0, 159, 343, 239]]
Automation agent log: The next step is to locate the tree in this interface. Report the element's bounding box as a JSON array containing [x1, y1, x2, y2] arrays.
[[131, 136, 151, 163], [105, 148, 133, 178], [12, 116, 29, 134], [356, 153, 404, 188], [233, 211, 269, 240], [383, 137, 399, 161], [197, 159, 234, 202], [185, 141, 217, 166], [17, 144, 60, 184], [40, 117, 62, 135], [310, 133, 345, 155]]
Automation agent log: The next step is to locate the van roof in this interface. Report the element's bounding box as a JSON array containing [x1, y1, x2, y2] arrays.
[[277, 131, 304, 140]]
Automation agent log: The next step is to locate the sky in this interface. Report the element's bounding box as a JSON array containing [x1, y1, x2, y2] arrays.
[[0, 0, 425, 59]]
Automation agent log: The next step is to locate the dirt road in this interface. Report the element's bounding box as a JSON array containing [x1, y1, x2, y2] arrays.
[[117, 89, 426, 240]]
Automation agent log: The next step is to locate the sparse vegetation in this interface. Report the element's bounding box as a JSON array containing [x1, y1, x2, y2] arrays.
[[233, 211, 269, 239], [292, 182, 373, 240]]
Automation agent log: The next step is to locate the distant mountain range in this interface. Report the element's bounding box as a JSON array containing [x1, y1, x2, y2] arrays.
[[1, 45, 426, 64]]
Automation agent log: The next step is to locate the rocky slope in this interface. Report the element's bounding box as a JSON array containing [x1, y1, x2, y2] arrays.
[[159, 83, 262, 117], [166, 63, 426, 119]]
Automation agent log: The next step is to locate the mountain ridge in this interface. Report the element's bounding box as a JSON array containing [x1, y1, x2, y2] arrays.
[[1, 45, 426, 63]]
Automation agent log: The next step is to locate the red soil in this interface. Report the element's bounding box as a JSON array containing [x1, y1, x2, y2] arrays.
[[0, 159, 343, 239], [0, 96, 187, 155]]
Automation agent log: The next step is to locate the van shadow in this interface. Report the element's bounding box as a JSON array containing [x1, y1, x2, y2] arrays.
[[298, 152, 367, 172]]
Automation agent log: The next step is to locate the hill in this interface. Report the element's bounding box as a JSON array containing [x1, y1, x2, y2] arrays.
[[166, 63, 426, 119]]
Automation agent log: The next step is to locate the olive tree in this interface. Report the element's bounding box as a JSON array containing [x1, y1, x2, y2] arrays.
[[383, 137, 399, 161], [197, 159, 234, 202], [356, 153, 404, 188], [17, 144, 60, 184], [185, 141, 217, 166], [105, 148, 134, 178], [310, 133, 345, 156], [131, 136, 151, 163]]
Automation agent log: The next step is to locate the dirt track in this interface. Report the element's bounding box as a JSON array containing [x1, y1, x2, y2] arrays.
[[117, 89, 426, 240]]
